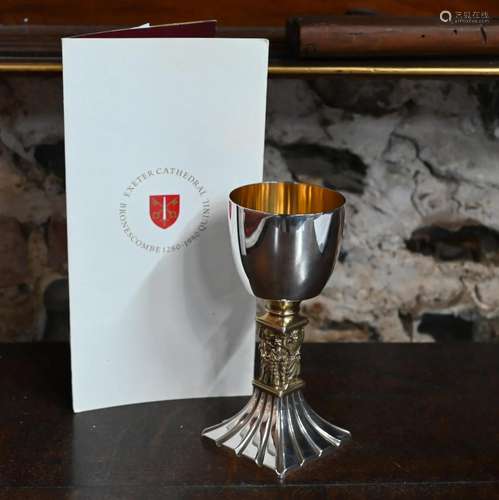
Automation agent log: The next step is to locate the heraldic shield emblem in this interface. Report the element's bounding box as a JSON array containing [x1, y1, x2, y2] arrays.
[[149, 194, 180, 229]]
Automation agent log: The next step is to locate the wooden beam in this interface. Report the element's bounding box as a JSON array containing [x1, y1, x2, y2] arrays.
[[1, 0, 498, 27]]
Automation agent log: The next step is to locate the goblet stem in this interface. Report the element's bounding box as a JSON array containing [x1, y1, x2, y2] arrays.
[[253, 300, 307, 397], [202, 299, 351, 479]]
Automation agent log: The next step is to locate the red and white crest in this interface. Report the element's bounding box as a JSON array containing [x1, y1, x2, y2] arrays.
[[149, 194, 180, 229]]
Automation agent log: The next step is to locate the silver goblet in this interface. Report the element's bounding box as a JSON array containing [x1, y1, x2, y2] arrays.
[[202, 181, 351, 479]]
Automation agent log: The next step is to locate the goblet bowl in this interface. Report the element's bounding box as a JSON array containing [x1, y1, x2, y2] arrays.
[[228, 181, 345, 300]]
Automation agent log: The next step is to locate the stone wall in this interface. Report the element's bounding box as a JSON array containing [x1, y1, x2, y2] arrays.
[[0, 76, 66, 341], [0, 75, 498, 342]]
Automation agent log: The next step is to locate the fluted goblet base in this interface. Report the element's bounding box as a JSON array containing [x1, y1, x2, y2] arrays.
[[202, 386, 351, 479]]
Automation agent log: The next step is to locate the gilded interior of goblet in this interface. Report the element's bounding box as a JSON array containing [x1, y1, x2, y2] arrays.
[[229, 182, 345, 215]]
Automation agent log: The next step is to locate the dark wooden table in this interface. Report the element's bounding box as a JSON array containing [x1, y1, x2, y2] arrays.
[[0, 343, 498, 499]]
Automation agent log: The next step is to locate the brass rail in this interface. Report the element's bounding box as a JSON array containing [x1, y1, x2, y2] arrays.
[[269, 65, 499, 76], [1, 61, 499, 76], [0, 62, 62, 72]]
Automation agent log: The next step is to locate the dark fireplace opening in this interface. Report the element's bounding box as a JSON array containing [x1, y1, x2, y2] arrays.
[[418, 313, 474, 342], [318, 319, 380, 342], [277, 143, 368, 194], [34, 141, 66, 182], [406, 224, 499, 264], [44, 279, 70, 342]]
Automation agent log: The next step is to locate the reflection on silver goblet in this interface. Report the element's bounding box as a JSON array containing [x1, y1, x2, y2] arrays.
[[202, 181, 351, 479]]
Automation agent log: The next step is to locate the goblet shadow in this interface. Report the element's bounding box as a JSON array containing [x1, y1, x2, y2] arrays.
[[180, 202, 256, 395], [106, 202, 254, 409]]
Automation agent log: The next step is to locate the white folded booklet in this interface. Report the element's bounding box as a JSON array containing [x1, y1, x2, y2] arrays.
[[63, 22, 268, 412]]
